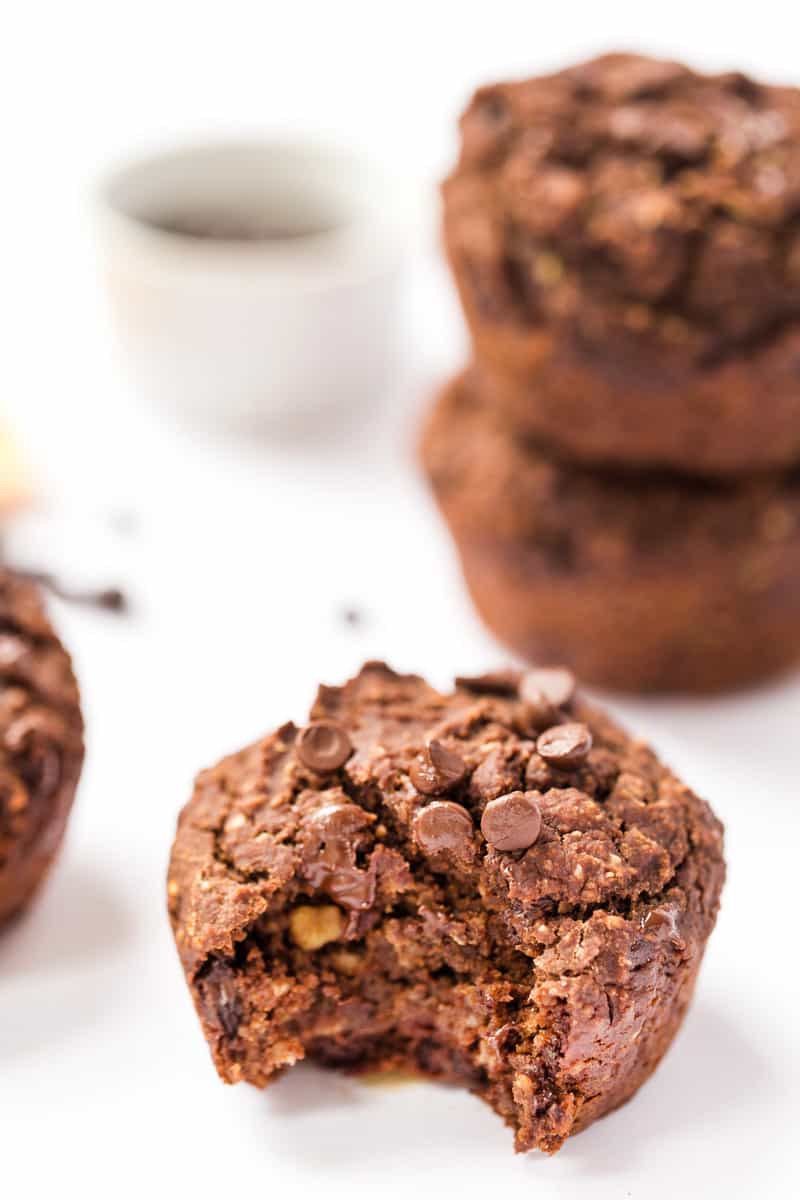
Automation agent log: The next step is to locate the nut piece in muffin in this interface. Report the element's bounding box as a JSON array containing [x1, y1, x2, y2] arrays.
[[443, 52, 800, 474], [168, 661, 724, 1154], [0, 570, 84, 928]]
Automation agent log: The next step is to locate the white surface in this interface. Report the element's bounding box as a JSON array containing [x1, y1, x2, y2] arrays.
[[2, 3, 799, 1197]]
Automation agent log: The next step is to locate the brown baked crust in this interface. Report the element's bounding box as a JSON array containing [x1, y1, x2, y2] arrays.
[[472, 339, 800, 476], [420, 371, 800, 692], [167, 662, 724, 1153], [456, 537, 800, 693], [443, 52, 800, 474], [0, 570, 84, 927]]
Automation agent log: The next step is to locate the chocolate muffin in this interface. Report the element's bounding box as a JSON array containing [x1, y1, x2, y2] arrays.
[[0, 570, 84, 928], [167, 661, 724, 1154], [443, 52, 800, 475], [421, 371, 800, 693]]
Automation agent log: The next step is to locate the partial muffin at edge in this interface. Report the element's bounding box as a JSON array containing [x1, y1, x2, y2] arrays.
[[0, 570, 84, 928]]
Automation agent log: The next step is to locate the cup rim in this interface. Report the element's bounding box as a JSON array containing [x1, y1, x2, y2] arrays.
[[96, 136, 419, 288]]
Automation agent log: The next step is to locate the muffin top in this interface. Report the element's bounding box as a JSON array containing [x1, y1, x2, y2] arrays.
[[169, 660, 723, 974], [445, 53, 800, 360]]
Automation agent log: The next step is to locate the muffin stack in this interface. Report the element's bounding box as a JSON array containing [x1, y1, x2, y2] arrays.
[[422, 52, 800, 693]]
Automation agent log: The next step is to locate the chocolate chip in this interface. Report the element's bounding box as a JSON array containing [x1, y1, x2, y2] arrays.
[[455, 669, 521, 695], [306, 802, 368, 842], [409, 739, 467, 795], [301, 802, 375, 910], [13, 568, 128, 614], [461, 89, 514, 167], [297, 721, 353, 773], [93, 588, 127, 613], [537, 722, 593, 769], [480, 790, 542, 851], [413, 801, 475, 861], [470, 747, 521, 802], [519, 667, 575, 709], [640, 906, 685, 949], [326, 867, 376, 910], [199, 960, 242, 1040], [479, 90, 510, 125], [515, 694, 561, 736]]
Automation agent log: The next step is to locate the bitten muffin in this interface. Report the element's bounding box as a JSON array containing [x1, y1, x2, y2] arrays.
[[168, 661, 724, 1154], [421, 371, 800, 693], [443, 52, 800, 475], [0, 570, 84, 928]]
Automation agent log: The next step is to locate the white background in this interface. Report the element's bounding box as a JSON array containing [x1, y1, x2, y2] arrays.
[[2, 3, 799, 1197]]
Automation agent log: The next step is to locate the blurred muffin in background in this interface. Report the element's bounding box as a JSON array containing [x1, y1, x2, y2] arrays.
[[421, 371, 800, 693], [443, 53, 800, 476], [424, 53, 800, 692]]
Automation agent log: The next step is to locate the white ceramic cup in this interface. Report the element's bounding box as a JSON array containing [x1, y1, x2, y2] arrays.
[[96, 140, 417, 430]]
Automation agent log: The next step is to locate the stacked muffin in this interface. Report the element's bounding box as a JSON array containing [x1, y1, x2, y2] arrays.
[[422, 52, 800, 693]]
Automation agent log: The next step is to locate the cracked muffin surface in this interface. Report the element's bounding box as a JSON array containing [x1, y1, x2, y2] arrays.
[[0, 569, 84, 928], [444, 52, 800, 474], [167, 661, 724, 1153]]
